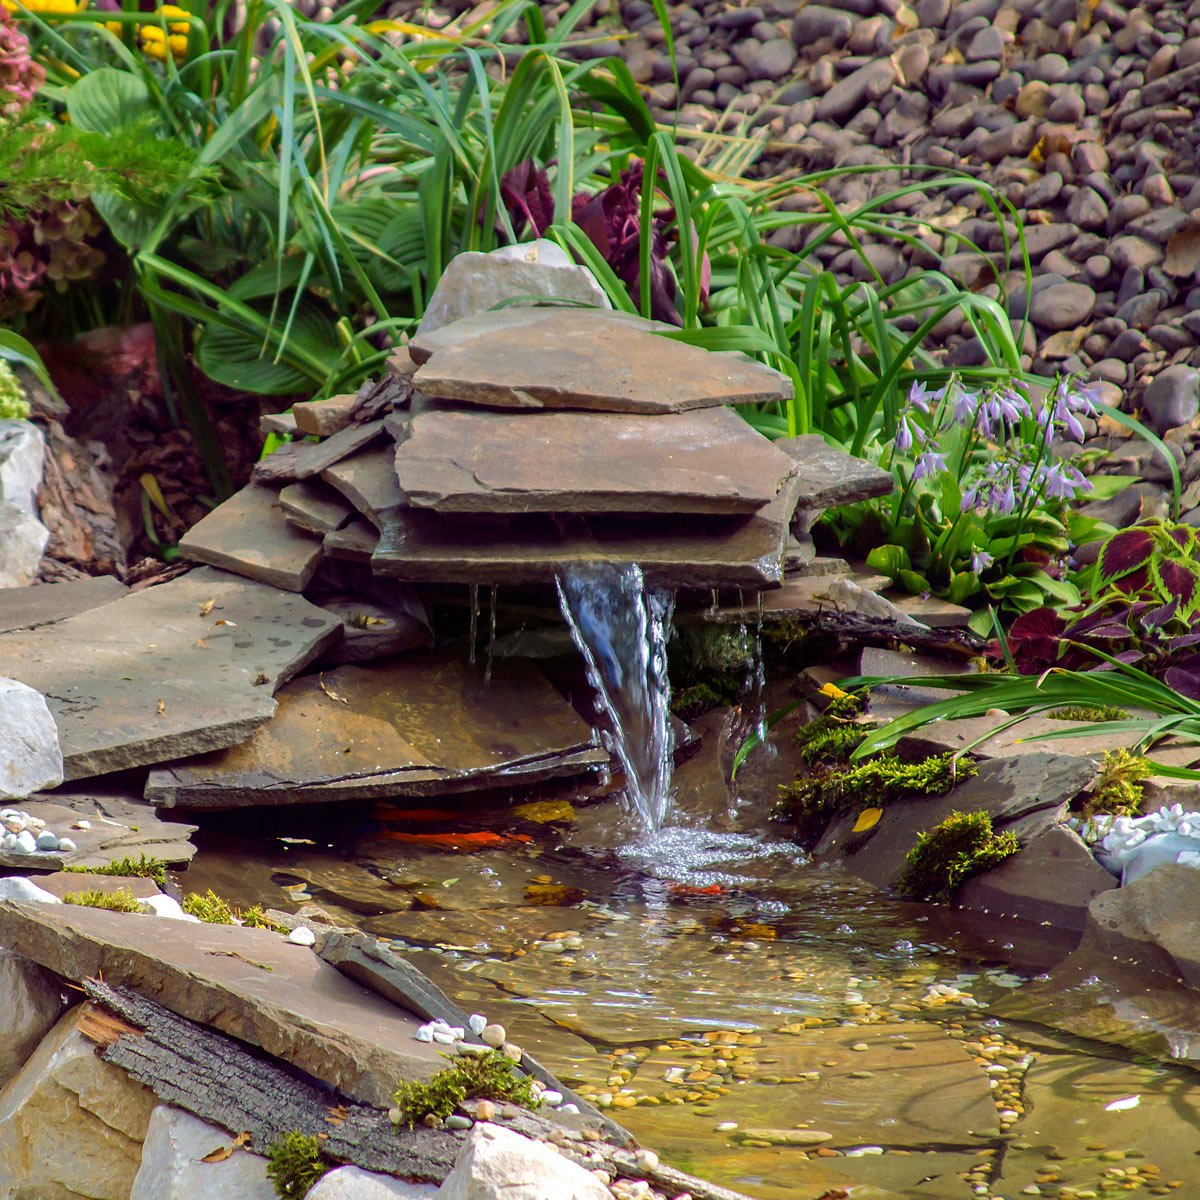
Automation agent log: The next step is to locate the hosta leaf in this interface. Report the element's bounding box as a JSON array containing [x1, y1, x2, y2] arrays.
[[195, 304, 340, 395], [866, 544, 912, 579], [1098, 528, 1155, 583]]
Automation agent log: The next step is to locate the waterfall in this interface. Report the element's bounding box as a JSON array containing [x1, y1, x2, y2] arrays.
[[556, 563, 675, 831]]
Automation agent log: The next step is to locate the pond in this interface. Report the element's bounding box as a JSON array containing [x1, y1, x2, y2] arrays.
[[180, 706, 1200, 1200]]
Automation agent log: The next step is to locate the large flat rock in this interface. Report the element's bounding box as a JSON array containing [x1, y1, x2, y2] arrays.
[[411, 309, 793, 414], [323, 446, 406, 530], [0, 567, 341, 780], [252, 420, 386, 485], [0, 576, 127, 634], [0, 799, 195, 871], [0, 902, 447, 1106], [395, 406, 798, 515], [775, 434, 894, 510], [144, 652, 605, 808], [179, 484, 324, 592], [370, 482, 801, 589], [278, 479, 355, 536]]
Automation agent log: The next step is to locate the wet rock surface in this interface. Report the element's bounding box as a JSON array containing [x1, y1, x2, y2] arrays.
[[0, 566, 340, 780]]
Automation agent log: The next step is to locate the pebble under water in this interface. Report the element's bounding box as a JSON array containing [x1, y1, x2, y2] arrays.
[[180, 706, 1200, 1200]]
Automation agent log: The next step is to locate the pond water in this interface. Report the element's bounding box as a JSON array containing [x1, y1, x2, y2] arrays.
[[180, 705, 1200, 1200]]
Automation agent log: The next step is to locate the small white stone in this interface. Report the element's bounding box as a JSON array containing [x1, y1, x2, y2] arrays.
[[287, 926, 316, 947], [56, 838, 76, 854], [481, 1024, 506, 1048], [13, 830, 36, 854], [0, 876, 61, 903], [716, 1122, 738, 1133], [2, 833, 15, 850], [445, 1114, 473, 1131], [455, 1043, 490, 1056], [142, 895, 195, 921], [34, 831, 58, 851], [433, 1030, 458, 1045], [75, 820, 91, 830], [468, 1013, 488, 1036], [502, 1042, 522, 1063], [634, 1149, 659, 1171], [415, 1026, 435, 1043], [559, 1104, 579, 1115], [539, 1090, 563, 1107]]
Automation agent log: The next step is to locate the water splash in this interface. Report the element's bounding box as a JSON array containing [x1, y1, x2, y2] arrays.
[[556, 563, 676, 831]]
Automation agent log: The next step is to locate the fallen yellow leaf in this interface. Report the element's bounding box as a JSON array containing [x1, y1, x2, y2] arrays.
[[853, 808, 883, 833]]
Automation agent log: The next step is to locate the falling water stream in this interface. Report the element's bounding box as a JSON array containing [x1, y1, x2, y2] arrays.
[[555, 563, 676, 831]]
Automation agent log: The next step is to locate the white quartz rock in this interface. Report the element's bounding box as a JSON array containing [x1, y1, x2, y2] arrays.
[[0, 678, 63, 800]]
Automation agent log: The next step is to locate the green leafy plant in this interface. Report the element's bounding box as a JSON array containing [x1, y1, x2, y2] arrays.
[[63, 853, 168, 888], [181, 889, 235, 924], [1048, 706, 1130, 722], [62, 887, 148, 912], [265, 1132, 330, 1200], [849, 655, 1200, 776], [1087, 749, 1151, 819], [391, 1050, 539, 1129], [895, 811, 1018, 901]]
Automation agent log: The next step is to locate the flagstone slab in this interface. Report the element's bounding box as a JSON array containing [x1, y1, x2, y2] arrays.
[[293, 393, 359, 437], [371, 482, 801, 589], [278, 480, 355, 536], [0, 567, 341, 780], [325, 518, 380, 564], [411, 309, 793, 414], [0, 902, 446, 1106], [253, 420, 386, 485], [0, 799, 196, 871], [0, 576, 127, 635], [394, 406, 799, 516], [323, 447, 406, 530], [775, 434, 894, 511], [144, 653, 604, 809], [179, 484, 324, 592]]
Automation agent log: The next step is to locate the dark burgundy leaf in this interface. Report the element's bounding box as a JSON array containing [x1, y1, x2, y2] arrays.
[[1158, 559, 1200, 605], [1140, 598, 1180, 631], [1166, 665, 1200, 699], [1168, 525, 1193, 551], [1084, 623, 1138, 640], [499, 160, 555, 238], [1112, 566, 1150, 595], [1098, 529, 1155, 583], [1167, 631, 1200, 652]]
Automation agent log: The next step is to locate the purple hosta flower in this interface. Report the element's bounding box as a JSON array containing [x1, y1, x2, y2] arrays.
[[971, 550, 995, 574], [1038, 460, 1091, 501], [907, 379, 945, 414], [1048, 376, 1099, 442], [949, 384, 980, 427], [963, 459, 1018, 514], [979, 385, 1032, 434], [895, 413, 917, 453], [912, 443, 948, 482]]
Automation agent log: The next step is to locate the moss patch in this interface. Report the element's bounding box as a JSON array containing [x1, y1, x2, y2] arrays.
[[265, 1132, 330, 1199], [62, 887, 148, 913], [795, 690, 872, 765], [63, 854, 168, 888], [1086, 748, 1151, 819], [182, 889, 237, 924], [1048, 705, 1130, 722], [391, 1050, 539, 1129], [780, 750, 974, 837], [896, 810, 1019, 902]]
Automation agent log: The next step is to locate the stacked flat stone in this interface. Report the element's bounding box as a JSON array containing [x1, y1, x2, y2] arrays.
[[181, 305, 891, 593]]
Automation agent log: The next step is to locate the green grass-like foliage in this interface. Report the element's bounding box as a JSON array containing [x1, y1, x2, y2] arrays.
[[62, 887, 147, 913], [1048, 706, 1131, 722], [181, 889, 236, 924], [64, 853, 168, 888], [1087, 749, 1152, 819], [265, 1132, 330, 1200], [795, 690, 872, 765], [896, 811, 1019, 902], [392, 1050, 539, 1129], [781, 751, 974, 831]]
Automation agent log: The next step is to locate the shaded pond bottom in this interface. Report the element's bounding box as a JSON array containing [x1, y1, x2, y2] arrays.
[[179, 713, 1200, 1200]]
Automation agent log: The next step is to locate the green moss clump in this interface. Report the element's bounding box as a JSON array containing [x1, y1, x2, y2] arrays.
[[1086, 749, 1152, 819], [391, 1050, 539, 1129], [240, 904, 287, 933], [1048, 705, 1130, 722], [671, 682, 726, 720], [62, 887, 148, 913], [795, 690, 872, 765], [265, 1132, 330, 1199], [64, 854, 168, 888], [181, 889, 236, 924], [780, 751, 975, 835], [0, 361, 30, 421], [896, 811, 1019, 902]]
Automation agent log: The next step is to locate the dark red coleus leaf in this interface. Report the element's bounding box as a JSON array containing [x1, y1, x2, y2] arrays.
[[498, 161, 555, 239], [1140, 598, 1180, 631], [1097, 528, 1155, 583], [1007, 607, 1067, 671], [1166, 665, 1200, 700], [1158, 559, 1200, 605]]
